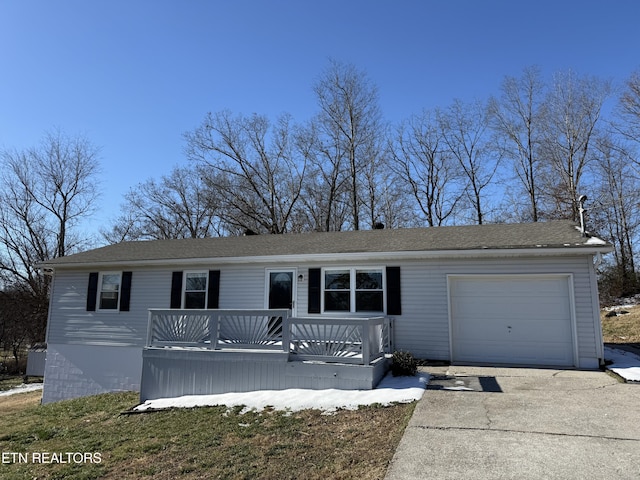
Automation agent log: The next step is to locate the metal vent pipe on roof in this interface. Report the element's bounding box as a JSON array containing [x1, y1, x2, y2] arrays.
[[578, 195, 587, 236]]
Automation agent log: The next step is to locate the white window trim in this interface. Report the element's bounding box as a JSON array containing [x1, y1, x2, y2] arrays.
[[321, 266, 386, 314], [97, 271, 122, 311], [182, 270, 209, 309]]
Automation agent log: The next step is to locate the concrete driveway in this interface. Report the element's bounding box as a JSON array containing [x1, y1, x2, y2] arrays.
[[385, 366, 640, 480]]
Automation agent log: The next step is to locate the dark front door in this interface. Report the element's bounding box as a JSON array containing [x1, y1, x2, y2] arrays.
[[268, 271, 294, 310], [267, 270, 295, 337]]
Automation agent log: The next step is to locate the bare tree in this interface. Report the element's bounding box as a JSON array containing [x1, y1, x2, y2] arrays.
[[539, 71, 612, 220], [0, 286, 46, 369], [0, 129, 101, 344], [439, 99, 498, 225], [103, 165, 223, 242], [489, 66, 546, 222], [294, 119, 351, 231], [369, 170, 418, 229], [2, 129, 101, 259], [185, 111, 306, 234], [360, 128, 407, 229], [618, 70, 640, 146], [592, 136, 640, 296], [391, 111, 463, 226], [312, 60, 384, 230]]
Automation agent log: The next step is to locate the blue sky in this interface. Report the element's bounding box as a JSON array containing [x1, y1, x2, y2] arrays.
[[1, 1, 639, 235]]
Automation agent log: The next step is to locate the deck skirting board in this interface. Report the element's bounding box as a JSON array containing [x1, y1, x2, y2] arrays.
[[140, 347, 389, 402]]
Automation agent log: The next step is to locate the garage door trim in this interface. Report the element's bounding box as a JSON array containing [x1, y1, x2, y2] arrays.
[[447, 274, 578, 367]]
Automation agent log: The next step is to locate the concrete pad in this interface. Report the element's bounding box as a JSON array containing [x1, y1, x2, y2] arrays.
[[386, 367, 640, 480], [389, 428, 638, 480]]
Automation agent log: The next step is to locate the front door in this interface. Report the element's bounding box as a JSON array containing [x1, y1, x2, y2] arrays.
[[267, 269, 296, 315]]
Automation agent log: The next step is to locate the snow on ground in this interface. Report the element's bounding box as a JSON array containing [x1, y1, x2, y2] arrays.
[[605, 346, 640, 382], [0, 383, 43, 397], [134, 372, 430, 414]]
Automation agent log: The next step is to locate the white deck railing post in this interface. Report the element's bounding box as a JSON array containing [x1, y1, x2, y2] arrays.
[[146, 310, 155, 347], [362, 323, 371, 365], [209, 312, 218, 350], [281, 310, 290, 353], [386, 317, 395, 353]]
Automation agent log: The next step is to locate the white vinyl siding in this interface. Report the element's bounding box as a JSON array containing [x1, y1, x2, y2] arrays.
[[47, 270, 166, 346], [45, 254, 601, 369]]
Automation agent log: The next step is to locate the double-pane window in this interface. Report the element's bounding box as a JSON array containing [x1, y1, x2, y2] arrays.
[[323, 268, 384, 312], [324, 270, 351, 311], [184, 272, 208, 309], [99, 273, 121, 310], [356, 270, 384, 311]]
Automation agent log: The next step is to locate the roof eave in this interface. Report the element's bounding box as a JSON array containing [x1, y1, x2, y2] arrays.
[[39, 244, 614, 271]]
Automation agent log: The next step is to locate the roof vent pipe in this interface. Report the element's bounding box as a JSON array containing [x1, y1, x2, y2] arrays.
[[578, 194, 588, 236]]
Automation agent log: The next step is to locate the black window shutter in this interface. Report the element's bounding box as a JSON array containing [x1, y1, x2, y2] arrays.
[[170, 271, 183, 308], [207, 270, 220, 309], [86, 272, 99, 311], [308, 268, 321, 314], [120, 271, 133, 311], [386, 266, 402, 315]]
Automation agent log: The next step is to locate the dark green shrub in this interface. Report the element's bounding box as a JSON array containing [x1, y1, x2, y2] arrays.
[[391, 350, 417, 376]]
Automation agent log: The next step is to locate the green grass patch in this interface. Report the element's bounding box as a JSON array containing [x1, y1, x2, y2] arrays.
[[0, 391, 415, 479]]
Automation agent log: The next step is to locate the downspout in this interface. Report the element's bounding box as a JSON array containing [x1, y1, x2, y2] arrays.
[[591, 252, 606, 367], [594, 251, 603, 270]]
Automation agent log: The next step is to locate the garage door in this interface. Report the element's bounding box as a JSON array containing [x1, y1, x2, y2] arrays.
[[449, 275, 576, 367]]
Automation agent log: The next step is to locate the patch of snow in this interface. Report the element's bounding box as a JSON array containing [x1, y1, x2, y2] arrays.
[[572, 226, 607, 245], [604, 347, 640, 382], [134, 372, 430, 413], [603, 304, 636, 311], [0, 383, 43, 397], [585, 236, 607, 245]]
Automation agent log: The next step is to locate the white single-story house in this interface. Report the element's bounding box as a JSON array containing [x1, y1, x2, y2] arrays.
[[39, 220, 612, 403]]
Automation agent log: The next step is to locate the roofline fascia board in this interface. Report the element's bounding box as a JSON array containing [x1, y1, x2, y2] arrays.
[[40, 245, 614, 271]]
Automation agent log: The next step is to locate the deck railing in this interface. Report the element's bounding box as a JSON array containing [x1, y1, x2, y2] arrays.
[[146, 309, 290, 350], [146, 309, 393, 365], [289, 316, 392, 365]]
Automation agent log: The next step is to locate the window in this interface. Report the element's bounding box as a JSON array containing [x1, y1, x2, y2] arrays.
[[184, 271, 208, 309], [356, 269, 384, 311], [87, 271, 132, 312], [98, 272, 121, 310], [170, 270, 220, 309], [324, 269, 351, 311], [323, 267, 384, 313]]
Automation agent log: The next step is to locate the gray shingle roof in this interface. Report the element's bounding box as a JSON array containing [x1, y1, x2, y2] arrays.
[[42, 220, 610, 268]]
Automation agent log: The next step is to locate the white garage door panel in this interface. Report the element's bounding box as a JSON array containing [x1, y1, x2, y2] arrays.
[[450, 276, 575, 367]]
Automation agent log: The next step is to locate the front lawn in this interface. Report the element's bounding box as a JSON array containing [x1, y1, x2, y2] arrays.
[[0, 390, 414, 479]]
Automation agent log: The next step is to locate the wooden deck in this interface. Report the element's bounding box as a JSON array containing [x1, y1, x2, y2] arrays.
[[140, 309, 394, 401]]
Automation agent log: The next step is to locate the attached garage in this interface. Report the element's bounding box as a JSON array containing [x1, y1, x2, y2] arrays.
[[448, 275, 577, 367]]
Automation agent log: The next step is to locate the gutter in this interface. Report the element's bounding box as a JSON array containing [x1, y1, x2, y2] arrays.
[[39, 244, 614, 271]]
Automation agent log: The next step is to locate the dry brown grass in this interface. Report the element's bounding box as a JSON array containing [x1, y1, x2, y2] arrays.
[[601, 304, 640, 344], [0, 390, 415, 480], [0, 389, 41, 414]]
